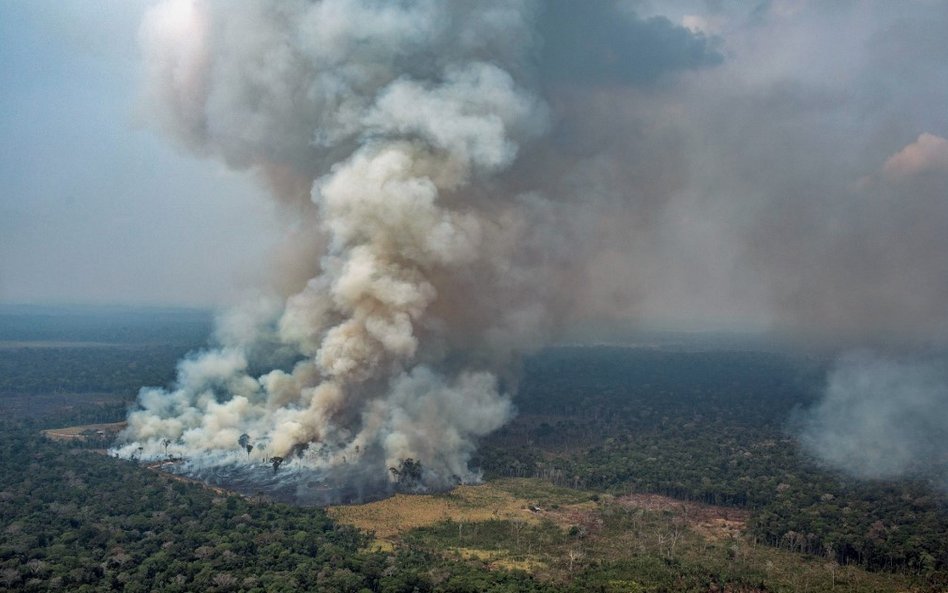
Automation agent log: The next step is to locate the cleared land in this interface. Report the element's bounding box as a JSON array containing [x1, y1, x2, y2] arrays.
[[330, 478, 920, 592], [328, 479, 744, 545], [328, 478, 595, 546], [615, 493, 750, 542], [42, 421, 126, 442]]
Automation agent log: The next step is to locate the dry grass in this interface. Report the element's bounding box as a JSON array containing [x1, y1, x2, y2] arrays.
[[328, 479, 921, 592], [454, 548, 546, 573], [328, 479, 746, 549], [328, 478, 604, 554], [615, 493, 750, 542], [327, 480, 547, 543], [42, 421, 126, 442]]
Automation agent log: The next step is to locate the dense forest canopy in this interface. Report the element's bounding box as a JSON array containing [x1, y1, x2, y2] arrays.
[[478, 347, 948, 575], [0, 308, 946, 591], [0, 305, 212, 345]]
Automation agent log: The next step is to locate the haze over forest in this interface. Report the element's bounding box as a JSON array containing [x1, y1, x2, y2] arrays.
[[1, 0, 947, 505], [2, 2, 948, 591]]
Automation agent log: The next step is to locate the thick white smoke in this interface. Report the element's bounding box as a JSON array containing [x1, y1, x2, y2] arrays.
[[116, 0, 554, 494], [112, 1, 948, 501]]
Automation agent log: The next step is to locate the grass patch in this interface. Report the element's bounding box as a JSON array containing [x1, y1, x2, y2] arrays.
[[327, 480, 545, 544], [330, 478, 932, 592], [42, 421, 127, 441]]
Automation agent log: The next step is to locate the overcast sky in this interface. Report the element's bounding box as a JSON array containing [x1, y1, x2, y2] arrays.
[[2, 1, 947, 337], [0, 1, 280, 307]]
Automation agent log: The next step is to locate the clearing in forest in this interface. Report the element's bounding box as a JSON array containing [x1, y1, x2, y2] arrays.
[[329, 478, 919, 592], [328, 478, 747, 545], [327, 478, 592, 544], [42, 421, 127, 442]]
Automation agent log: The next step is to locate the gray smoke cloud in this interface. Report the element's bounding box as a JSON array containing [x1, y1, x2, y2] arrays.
[[115, 0, 721, 498], [799, 352, 948, 491], [114, 0, 948, 498]]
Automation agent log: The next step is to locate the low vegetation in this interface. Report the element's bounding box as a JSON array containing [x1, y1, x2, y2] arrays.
[[331, 478, 926, 592], [477, 347, 948, 578], [0, 423, 554, 593]]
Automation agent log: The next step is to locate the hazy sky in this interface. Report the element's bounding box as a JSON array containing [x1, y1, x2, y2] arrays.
[[0, 1, 280, 306], [2, 1, 947, 337]]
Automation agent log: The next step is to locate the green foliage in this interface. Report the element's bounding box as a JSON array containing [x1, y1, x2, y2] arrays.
[[478, 347, 948, 578], [3, 309, 946, 590], [0, 423, 556, 593], [0, 305, 210, 397], [402, 484, 930, 593], [0, 345, 195, 396], [407, 519, 566, 554], [0, 305, 211, 345]]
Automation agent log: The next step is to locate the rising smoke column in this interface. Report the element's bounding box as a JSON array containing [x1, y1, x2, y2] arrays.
[[115, 0, 569, 494], [114, 0, 724, 496]]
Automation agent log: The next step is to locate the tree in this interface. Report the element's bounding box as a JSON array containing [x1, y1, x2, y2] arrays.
[[389, 458, 423, 490]]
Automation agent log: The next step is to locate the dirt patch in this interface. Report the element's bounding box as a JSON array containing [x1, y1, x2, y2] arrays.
[[544, 500, 604, 537], [42, 421, 127, 442], [328, 483, 541, 542], [330, 481, 748, 548], [328, 479, 600, 549], [615, 493, 749, 540]]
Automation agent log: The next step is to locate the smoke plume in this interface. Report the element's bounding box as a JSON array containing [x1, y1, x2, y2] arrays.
[[115, 1, 948, 500], [115, 0, 721, 500], [798, 352, 948, 491]]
